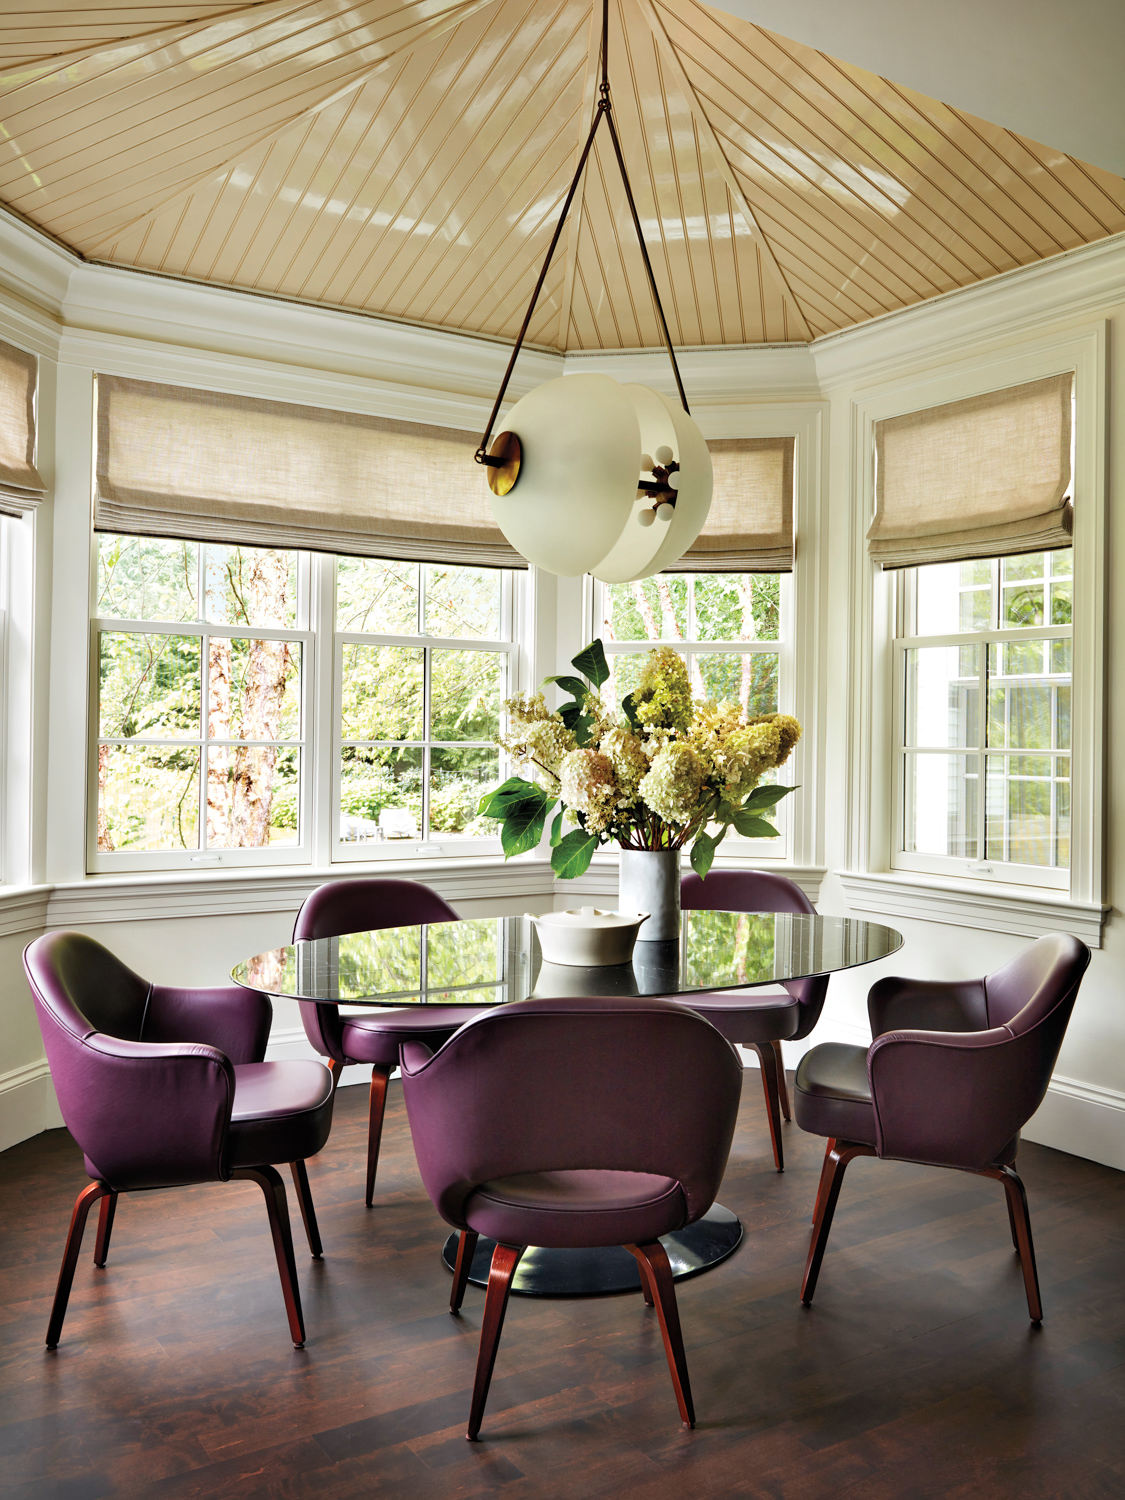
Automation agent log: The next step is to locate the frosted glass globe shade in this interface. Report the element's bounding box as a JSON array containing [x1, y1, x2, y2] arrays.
[[487, 373, 640, 577]]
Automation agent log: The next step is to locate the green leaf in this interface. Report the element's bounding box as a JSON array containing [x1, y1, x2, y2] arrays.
[[621, 691, 640, 730], [549, 807, 564, 847], [571, 639, 609, 689], [542, 674, 589, 701], [742, 784, 796, 812], [500, 801, 548, 858], [731, 809, 780, 839], [477, 776, 545, 820], [558, 701, 584, 732], [550, 828, 599, 879], [572, 712, 594, 747], [690, 831, 717, 879]]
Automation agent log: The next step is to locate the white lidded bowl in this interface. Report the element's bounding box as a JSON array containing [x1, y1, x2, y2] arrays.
[[528, 906, 650, 967]]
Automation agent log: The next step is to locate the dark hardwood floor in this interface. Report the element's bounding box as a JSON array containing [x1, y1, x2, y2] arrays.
[[3, 1078, 1125, 1499]]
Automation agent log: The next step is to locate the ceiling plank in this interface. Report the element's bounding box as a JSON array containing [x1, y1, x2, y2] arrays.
[[629, 0, 812, 340], [554, 0, 601, 349]]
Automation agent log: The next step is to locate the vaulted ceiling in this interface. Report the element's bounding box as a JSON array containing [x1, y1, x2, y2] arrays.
[[1, 0, 1122, 350]]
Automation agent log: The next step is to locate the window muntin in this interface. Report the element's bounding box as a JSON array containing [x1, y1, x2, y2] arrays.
[[596, 572, 790, 853], [92, 536, 307, 864], [895, 550, 1072, 887], [334, 558, 513, 851]]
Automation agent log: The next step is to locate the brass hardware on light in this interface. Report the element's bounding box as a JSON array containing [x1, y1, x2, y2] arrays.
[[484, 431, 521, 496]]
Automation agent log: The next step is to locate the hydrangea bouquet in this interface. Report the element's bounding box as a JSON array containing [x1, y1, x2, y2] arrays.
[[479, 638, 801, 879]]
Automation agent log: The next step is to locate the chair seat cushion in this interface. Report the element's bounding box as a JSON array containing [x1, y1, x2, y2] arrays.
[[228, 1061, 335, 1169], [794, 1042, 877, 1145], [684, 988, 799, 1044], [339, 1006, 490, 1068], [464, 1168, 686, 1248]]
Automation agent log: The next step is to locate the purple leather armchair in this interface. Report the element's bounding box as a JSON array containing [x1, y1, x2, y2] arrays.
[[681, 870, 829, 1171], [292, 877, 491, 1206], [24, 931, 334, 1349], [794, 932, 1090, 1322], [401, 995, 743, 1437]]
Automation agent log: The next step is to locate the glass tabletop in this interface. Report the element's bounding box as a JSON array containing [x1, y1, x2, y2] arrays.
[[232, 911, 903, 1008]]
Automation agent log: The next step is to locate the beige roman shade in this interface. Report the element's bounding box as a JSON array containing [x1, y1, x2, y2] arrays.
[[869, 374, 1073, 568], [95, 376, 527, 567], [0, 340, 46, 518], [679, 436, 794, 572]]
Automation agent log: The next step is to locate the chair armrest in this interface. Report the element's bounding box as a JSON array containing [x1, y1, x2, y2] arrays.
[[867, 1026, 1023, 1170], [867, 975, 989, 1039], [69, 1035, 236, 1191], [399, 1041, 435, 1074], [146, 984, 273, 1064]]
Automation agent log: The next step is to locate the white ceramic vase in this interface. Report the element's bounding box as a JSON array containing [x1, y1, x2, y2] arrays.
[[618, 848, 681, 941]]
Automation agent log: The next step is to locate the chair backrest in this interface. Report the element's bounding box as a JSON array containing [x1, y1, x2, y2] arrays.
[[680, 870, 828, 1038], [401, 995, 743, 1233], [869, 932, 1090, 1170], [24, 931, 237, 1189], [292, 878, 459, 1060]]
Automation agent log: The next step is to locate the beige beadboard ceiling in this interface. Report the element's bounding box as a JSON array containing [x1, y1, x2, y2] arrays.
[[0, 0, 1122, 350]]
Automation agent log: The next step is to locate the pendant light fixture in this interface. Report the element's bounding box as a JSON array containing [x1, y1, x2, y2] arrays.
[[473, 0, 712, 583]]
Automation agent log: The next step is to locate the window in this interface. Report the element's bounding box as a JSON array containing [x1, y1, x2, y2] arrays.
[[595, 571, 793, 854], [92, 535, 308, 870], [334, 558, 514, 855], [90, 537, 515, 870], [893, 549, 1072, 890]]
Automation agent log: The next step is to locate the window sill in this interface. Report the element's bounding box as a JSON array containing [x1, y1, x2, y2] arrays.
[[837, 870, 1108, 948], [571, 854, 826, 907]]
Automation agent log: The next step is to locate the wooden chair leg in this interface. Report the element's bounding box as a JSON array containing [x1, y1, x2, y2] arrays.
[[1003, 1181, 1020, 1250], [450, 1230, 479, 1315], [365, 1066, 392, 1208], [801, 1140, 875, 1306], [810, 1137, 838, 1224], [988, 1166, 1043, 1323], [752, 1042, 785, 1172], [771, 1040, 791, 1121], [626, 1241, 694, 1428], [467, 1242, 524, 1440], [46, 1180, 111, 1349], [327, 1057, 344, 1095], [232, 1166, 306, 1348], [93, 1191, 118, 1268], [635, 1252, 655, 1307], [289, 1160, 323, 1259]]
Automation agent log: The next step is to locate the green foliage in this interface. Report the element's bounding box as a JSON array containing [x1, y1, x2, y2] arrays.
[[550, 828, 598, 878], [571, 639, 610, 688]]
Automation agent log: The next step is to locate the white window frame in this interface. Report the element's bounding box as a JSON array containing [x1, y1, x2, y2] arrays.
[[842, 323, 1106, 921], [88, 543, 316, 874], [589, 403, 825, 878], [327, 554, 516, 864], [890, 555, 1072, 891]]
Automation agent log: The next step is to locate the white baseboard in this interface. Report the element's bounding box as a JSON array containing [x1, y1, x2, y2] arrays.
[[0, 1058, 64, 1153], [1023, 1075, 1125, 1171]]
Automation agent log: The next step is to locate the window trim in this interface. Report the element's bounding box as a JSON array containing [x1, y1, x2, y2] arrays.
[[842, 322, 1106, 917]]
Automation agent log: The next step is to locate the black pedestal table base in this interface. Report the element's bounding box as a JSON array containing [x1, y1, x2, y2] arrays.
[[440, 1203, 742, 1297]]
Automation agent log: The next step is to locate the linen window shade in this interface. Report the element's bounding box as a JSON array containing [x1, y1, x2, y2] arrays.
[[95, 376, 527, 568], [869, 374, 1073, 569], [678, 436, 794, 572], [0, 340, 45, 518]]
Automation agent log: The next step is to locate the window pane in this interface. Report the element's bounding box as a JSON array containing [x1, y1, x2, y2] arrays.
[[206, 746, 299, 847], [905, 645, 979, 748], [601, 577, 687, 641], [339, 746, 423, 842], [430, 649, 503, 742], [1050, 576, 1073, 625], [916, 560, 992, 635], [204, 546, 296, 628], [692, 652, 778, 716], [986, 753, 1069, 868], [424, 564, 501, 639], [341, 645, 424, 740], [99, 745, 200, 851], [430, 747, 500, 838], [904, 753, 979, 858], [988, 643, 1053, 750], [209, 638, 301, 741], [100, 633, 201, 738], [694, 574, 780, 642], [603, 651, 648, 711], [96, 535, 198, 622], [336, 557, 418, 634]]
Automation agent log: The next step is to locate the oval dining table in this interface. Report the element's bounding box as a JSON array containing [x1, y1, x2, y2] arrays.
[[233, 909, 903, 1298]]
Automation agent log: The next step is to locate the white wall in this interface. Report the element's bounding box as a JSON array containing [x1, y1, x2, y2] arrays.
[[0, 209, 1123, 1173]]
